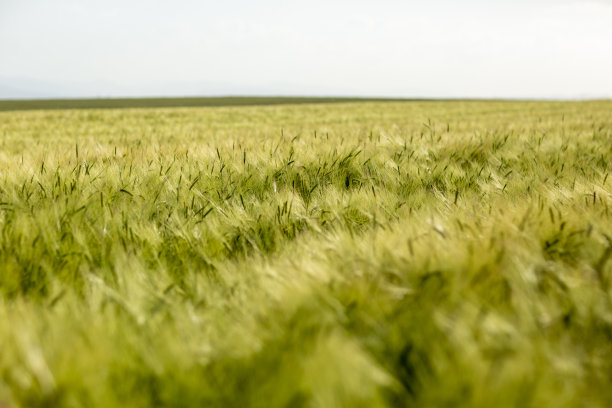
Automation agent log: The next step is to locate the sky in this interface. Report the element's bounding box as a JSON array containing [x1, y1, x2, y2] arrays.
[[1, 0, 611, 99]]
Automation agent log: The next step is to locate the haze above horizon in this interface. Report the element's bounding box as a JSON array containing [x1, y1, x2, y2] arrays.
[[1, 0, 611, 100]]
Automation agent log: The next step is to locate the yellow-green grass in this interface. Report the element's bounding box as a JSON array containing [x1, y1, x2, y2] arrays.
[[0, 101, 611, 407]]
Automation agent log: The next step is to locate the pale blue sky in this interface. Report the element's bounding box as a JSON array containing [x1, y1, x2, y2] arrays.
[[1, 0, 611, 99]]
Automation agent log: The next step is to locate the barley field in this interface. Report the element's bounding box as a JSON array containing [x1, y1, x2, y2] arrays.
[[0, 100, 611, 407]]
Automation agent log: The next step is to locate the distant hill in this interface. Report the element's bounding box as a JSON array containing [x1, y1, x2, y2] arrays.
[[0, 96, 411, 112]]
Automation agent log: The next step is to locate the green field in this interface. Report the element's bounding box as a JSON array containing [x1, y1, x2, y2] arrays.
[[0, 100, 611, 407]]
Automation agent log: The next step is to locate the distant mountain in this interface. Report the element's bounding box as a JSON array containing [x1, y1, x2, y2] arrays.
[[0, 77, 357, 100], [3, 77, 606, 101], [0, 78, 83, 99], [0, 77, 262, 100], [0, 83, 49, 99]]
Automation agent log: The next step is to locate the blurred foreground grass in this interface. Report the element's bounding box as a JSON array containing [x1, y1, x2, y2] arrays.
[[0, 100, 611, 407]]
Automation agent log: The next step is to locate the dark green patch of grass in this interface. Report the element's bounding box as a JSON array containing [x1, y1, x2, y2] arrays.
[[0, 96, 409, 112]]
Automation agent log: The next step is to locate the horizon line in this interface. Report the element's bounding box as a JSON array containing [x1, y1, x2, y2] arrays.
[[1, 95, 610, 113]]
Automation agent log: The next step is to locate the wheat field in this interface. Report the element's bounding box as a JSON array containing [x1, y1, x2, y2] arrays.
[[0, 100, 611, 407]]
